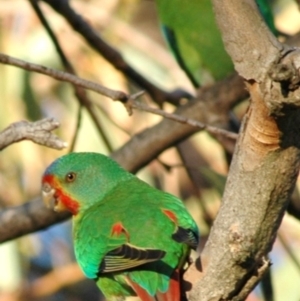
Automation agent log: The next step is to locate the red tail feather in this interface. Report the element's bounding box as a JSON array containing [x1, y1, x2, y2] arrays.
[[127, 278, 157, 301], [127, 270, 181, 301], [156, 270, 180, 301]]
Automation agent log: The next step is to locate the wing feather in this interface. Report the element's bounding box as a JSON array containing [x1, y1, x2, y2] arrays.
[[99, 243, 166, 274]]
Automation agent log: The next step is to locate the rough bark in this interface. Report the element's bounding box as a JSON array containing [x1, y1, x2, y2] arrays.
[[189, 1, 300, 300]]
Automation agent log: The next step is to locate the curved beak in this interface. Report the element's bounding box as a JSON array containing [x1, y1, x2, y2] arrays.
[[42, 182, 68, 212], [42, 182, 56, 209]]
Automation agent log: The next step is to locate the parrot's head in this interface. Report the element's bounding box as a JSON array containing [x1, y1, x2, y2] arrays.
[[41, 152, 133, 215]]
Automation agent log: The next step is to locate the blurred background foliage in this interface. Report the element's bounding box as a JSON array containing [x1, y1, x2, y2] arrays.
[[1, 0, 300, 301]]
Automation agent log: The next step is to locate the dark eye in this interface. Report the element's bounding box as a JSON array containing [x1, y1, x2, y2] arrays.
[[65, 172, 76, 183]]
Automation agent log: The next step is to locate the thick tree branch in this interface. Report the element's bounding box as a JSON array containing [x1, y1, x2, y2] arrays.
[[0, 198, 70, 242], [189, 1, 300, 300], [0, 74, 246, 243], [213, 0, 283, 81]]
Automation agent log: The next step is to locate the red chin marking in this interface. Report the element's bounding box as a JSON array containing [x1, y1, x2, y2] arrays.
[[42, 174, 80, 215], [55, 187, 80, 215]]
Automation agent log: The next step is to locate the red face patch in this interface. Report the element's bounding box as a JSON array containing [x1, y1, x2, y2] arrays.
[[42, 174, 80, 215]]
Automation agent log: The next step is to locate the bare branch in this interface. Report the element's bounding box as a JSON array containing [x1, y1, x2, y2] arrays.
[[0, 118, 67, 151], [112, 74, 246, 173], [0, 52, 239, 143], [69, 105, 83, 152], [128, 99, 238, 141], [234, 258, 271, 301], [0, 197, 70, 242], [0, 74, 247, 243], [28, 0, 113, 152], [42, 0, 188, 106], [0, 53, 129, 102]]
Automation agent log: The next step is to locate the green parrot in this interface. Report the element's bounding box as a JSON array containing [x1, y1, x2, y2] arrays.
[[156, 0, 233, 87], [155, 0, 277, 88], [42, 152, 199, 301]]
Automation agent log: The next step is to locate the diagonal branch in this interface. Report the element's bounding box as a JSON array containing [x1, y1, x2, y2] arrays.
[[42, 0, 190, 106], [112, 74, 246, 173], [28, 0, 113, 152], [0, 52, 239, 145], [0, 74, 247, 243], [128, 99, 238, 140], [0, 197, 70, 242], [0, 53, 129, 102]]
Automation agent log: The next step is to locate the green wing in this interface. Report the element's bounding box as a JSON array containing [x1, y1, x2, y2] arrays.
[[160, 192, 199, 250], [73, 207, 165, 280], [73, 177, 199, 297], [99, 244, 165, 273], [123, 180, 200, 295]]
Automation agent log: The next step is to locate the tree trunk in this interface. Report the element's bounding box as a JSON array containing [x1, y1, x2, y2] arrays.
[[190, 1, 300, 300]]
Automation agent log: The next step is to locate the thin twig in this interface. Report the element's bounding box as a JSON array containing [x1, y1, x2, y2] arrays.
[[0, 53, 238, 141], [0, 118, 67, 151], [102, 89, 237, 141], [233, 258, 271, 301], [28, 0, 114, 152], [260, 268, 274, 301], [29, 0, 71, 69], [0, 53, 129, 102], [128, 98, 238, 141], [42, 0, 190, 106], [69, 105, 82, 152]]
